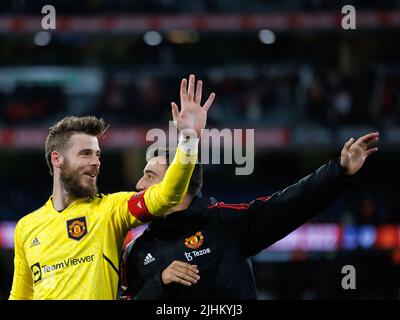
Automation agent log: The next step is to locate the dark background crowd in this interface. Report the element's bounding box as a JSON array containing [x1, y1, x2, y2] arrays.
[[0, 0, 399, 299]]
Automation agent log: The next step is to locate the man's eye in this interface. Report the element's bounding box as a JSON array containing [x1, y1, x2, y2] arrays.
[[148, 175, 153, 180]]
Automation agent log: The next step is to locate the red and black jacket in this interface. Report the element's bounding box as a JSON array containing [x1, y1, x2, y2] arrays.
[[119, 158, 355, 300]]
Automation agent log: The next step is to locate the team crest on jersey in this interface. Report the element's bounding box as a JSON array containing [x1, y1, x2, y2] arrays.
[[185, 231, 204, 249], [67, 217, 88, 241]]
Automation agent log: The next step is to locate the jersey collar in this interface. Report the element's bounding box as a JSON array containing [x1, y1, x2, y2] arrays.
[[45, 196, 83, 214]]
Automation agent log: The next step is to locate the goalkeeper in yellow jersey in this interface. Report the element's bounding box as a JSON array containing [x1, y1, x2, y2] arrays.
[[9, 74, 215, 300]]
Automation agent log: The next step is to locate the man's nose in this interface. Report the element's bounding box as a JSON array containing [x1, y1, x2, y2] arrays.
[[136, 179, 146, 192], [91, 156, 101, 167]]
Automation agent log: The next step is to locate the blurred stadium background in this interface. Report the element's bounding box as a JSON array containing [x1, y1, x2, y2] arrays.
[[0, 0, 400, 299]]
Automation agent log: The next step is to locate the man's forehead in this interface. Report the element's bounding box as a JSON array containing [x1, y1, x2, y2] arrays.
[[68, 133, 100, 151], [145, 156, 168, 172]]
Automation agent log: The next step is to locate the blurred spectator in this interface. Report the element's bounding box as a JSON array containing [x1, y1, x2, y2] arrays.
[[379, 75, 400, 126], [0, 65, 398, 128], [1, 85, 66, 125]]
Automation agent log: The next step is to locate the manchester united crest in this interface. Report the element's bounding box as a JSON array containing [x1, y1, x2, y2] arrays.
[[185, 231, 204, 249], [67, 217, 88, 241]]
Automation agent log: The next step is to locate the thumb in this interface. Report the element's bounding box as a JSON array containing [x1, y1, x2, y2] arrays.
[[171, 102, 179, 122]]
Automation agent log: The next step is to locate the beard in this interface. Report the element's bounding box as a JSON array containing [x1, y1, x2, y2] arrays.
[[60, 159, 98, 199]]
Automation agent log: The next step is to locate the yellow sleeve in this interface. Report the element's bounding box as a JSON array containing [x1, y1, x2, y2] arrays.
[[9, 220, 34, 300], [143, 145, 196, 216], [105, 191, 140, 230], [105, 144, 197, 232]]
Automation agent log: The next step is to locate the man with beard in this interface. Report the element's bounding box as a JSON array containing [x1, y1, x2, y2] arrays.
[[119, 132, 379, 300], [9, 74, 215, 300]]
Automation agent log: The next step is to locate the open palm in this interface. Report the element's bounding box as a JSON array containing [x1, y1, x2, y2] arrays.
[[171, 74, 215, 138], [340, 132, 379, 175]]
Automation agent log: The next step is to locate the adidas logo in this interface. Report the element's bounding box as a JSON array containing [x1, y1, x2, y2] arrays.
[[30, 237, 40, 248], [144, 253, 155, 265]]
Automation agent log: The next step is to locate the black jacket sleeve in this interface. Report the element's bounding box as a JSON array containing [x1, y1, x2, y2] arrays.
[[216, 158, 355, 257], [133, 272, 166, 300], [120, 241, 167, 300]]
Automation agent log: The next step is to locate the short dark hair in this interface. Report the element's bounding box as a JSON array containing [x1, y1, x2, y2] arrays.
[[45, 116, 107, 176], [146, 147, 203, 197]]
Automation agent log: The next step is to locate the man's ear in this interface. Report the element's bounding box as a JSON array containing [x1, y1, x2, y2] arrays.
[[51, 151, 63, 171]]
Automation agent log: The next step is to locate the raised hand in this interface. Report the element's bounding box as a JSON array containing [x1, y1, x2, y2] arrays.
[[171, 74, 215, 138], [161, 260, 200, 286], [340, 132, 379, 175]]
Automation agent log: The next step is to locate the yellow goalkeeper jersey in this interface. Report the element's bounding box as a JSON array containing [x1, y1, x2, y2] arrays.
[[9, 147, 196, 300]]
